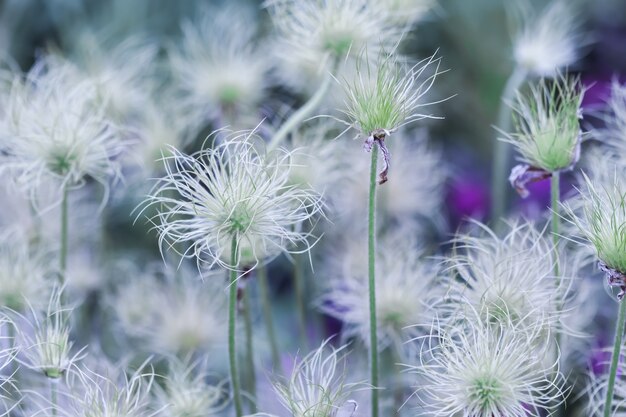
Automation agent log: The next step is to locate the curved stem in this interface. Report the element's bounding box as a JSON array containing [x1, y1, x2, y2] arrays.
[[491, 66, 527, 225], [242, 287, 257, 414], [368, 145, 380, 417], [60, 185, 69, 282], [604, 299, 626, 417], [267, 65, 336, 152], [228, 237, 243, 417], [258, 266, 282, 373]]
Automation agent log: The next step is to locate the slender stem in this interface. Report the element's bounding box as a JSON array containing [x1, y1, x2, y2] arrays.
[[242, 287, 257, 414], [267, 65, 336, 152], [368, 145, 380, 417], [491, 66, 527, 225], [60, 185, 69, 281], [294, 254, 309, 349], [50, 379, 58, 417], [258, 266, 282, 373], [228, 237, 243, 417], [604, 299, 626, 417], [551, 172, 560, 277]]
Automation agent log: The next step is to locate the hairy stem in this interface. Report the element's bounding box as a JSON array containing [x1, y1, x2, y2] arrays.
[[604, 299, 626, 417], [267, 65, 336, 152], [60, 185, 69, 281], [368, 145, 380, 417], [229, 237, 243, 417], [294, 253, 309, 349], [491, 66, 527, 225], [50, 379, 58, 417], [551, 172, 560, 277], [258, 266, 282, 373], [242, 287, 257, 414]]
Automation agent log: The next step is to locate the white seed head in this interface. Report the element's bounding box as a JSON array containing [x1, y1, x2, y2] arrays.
[[265, 0, 403, 93], [599, 80, 626, 154], [503, 75, 583, 173], [67, 362, 155, 417], [0, 56, 125, 206], [441, 221, 567, 335], [272, 339, 363, 417], [320, 231, 439, 352], [411, 319, 565, 417], [155, 359, 227, 417], [0, 230, 52, 312], [341, 52, 442, 138], [111, 264, 228, 356], [141, 131, 324, 270], [16, 289, 82, 379], [513, 0, 583, 77], [169, 5, 270, 129]]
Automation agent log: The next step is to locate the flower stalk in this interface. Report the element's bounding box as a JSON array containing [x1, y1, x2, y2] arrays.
[[242, 285, 257, 414], [228, 237, 243, 417], [60, 185, 69, 281], [491, 66, 527, 224], [368, 144, 380, 417], [604, 299, 626, 417], [258, 266, 282, 373]]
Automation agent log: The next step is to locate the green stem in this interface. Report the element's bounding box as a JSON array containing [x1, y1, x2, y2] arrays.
[[50, 379, 58, 417], [491, 66, 527, 225], [551, 172, 560, 277], [60, 185, 69, 281], [368, 145, 380, 417], [267, 65, 336, 152], [604, 299, 626, 417], [228, 237, 243, 417], [242, 287, 257, 414], [258, 266, 282, 373], [294, 254, 309, 349]]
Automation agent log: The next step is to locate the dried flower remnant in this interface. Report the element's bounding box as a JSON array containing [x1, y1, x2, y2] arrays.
[[505, 76, 584, 197]]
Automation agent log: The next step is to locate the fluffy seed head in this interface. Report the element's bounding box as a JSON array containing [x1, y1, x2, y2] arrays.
[[272, 340, 362, 417], [376, 0, 436, 26], [155, 359, 227, 417], [562, 171, 626, 275], [411, 319, 565, 417], [265, 0, 403, 92], [341, 52, 442, 138], [169, 5, 270, 129], [599, 80, 626, 154], [141, 131, 324, 270], [503, 76, 583, 173], [320, 231, 439, 352], [513, 0, 583, 77], [0, 56, 124, 206], [441, 221, 566, 335]]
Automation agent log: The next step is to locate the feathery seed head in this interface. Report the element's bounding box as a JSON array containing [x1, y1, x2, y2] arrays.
[[17, 289, 81, 379], [412, 318, 565, 417], [441, 221, 566, 335], [320, 231, 439, 352], [505, 75, 583, 179], [272, 339, 363, 417], [141, 131, 324, 270], [155, 359, 227, 417], [266, 0, 403, 92], [376, 0, 436, 26], [600, 80, 626, 154], [341, 52, 442, 139], [0, 56, 125, 205], [513, 0, 584, 77], [562, 170, 626, 298], [169, 5, 270, 129]]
